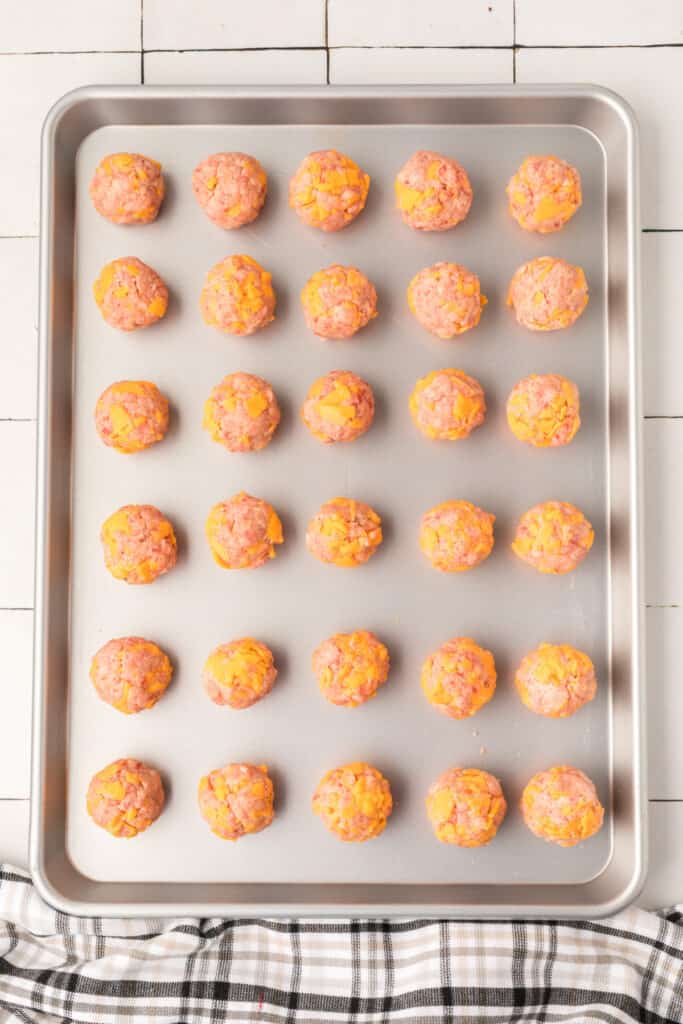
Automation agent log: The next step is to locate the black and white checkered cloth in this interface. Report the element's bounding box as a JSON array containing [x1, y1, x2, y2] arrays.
[[0, 866, 681, 1023]]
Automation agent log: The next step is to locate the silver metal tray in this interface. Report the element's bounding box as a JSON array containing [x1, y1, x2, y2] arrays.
[[32, 85, 645, 918]]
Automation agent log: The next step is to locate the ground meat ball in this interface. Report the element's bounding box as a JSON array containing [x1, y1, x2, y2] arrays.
[[89, 153, 165, 225], [507, 374, 580, 448], [507, 257, 588, 331], [515, 643, 597, 718], [312, 630, 390, 708], [507, 155, 582, 234], [203, 638, 277, 709], [521, 765, 604, 847], [301, 371, 374, 444], [94, 380, 169, 454], [206, 492, 283, 570], [101, 504, 177, 584], [289, 149, 370, 232], [198, 763, 274, 840], [192, 152, 267, 229], [90, 637, 173, 714], [306, 498, 382, 568], [395, 151, 473, 231], [86, 758, 164, 838], [200, 255, 275, 336], [300, 265, 377, 339], [512, 501, 594, 575], [312, 762, 392, 842], [203, 372, 280, 452], [420, 500, 495, 573], [407, 262, 486, 338], [93, 257, 168, 332], [421, 637, 496, 719], [426, 768, 507, 847], [410, 369, 486, 441]]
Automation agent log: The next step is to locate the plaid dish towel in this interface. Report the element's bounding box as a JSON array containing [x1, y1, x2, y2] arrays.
[[0, 866, 681, 1023]]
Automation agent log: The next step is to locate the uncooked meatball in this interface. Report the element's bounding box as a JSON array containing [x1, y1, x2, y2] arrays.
[[515, 643, 597, 718], [407, 262, 486, 338], [421, 637, 496, 719], [86, 758, 164, 838], [200, 254, 275, 336], [300, 265, 377, 339], [521, 765, 604, 847], [192, 152, 267, 229], [426, 768, 507, 847], [198, 762, 274, 840], [312, 762, 392, 841], [301, 371, 374, 444], [203, 372, 280, 452], [94, 380, 169, 454], [90, 637, 173, 714], [306, 497, 382, 568], [289, 149, 370, 231], [206, 492, 283, 569], [507, 374, 580, 448], [507, 257, 588, 331], [507, 155, 582, 234], [101, 504, 177, 584], [203, 638, 277, 709], [395, 151, 472, 231], [512, 501, 594, 574], [312, 630, 389, 708], [419, 500, 495, 572], [409, 369, 486, 441], [93, 257, 168, 331], [89, 153, 164, 225]]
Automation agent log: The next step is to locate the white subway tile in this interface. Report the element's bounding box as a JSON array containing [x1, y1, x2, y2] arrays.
[[144, 0, 325, 50], [0, 238, 38, 420], [328, 0, 513, 47], [144, 48, 326, 85], [329, 47, 513, 84], [1, 0, 140, 52], [517, 0, 683, 46]]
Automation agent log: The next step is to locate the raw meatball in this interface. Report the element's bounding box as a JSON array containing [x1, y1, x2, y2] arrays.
[[200, 254, 275, 336], [203, 638, 277, 709], [101, 504, 177, 584], [312, 762, 392, 842], [421, 637, 496, 719], [289, 149, 370, 232], [426, 768, 507, 847], [306, 497, 382, 568], [301, 370, 374, 444], [521, 765, 604, 847], [312, 630, 390, 708], [94, 380, 169, 454], [90, 637, 173, 714], [93, 257, 168, 332], [300, 265, 377, 339], [198, 762, 274, 840], [206, 492, 283, 569], [507, 374, 580, 448], [507, 155, 582, 234], [86, 758, 164, 838], [89, 153, 164, 225], [192, 152, 267, 229], [203, 372, 280, 452], [395, 151, 472, 231], [409, 369, 486, 441], [419, 500, 495, 573], [507, 257, 588, 331], [407, 262, 486, 338], [515, 643, 597, 718], [512, 501, 594, 574]]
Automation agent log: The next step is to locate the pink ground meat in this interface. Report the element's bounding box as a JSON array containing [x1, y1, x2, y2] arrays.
[[515, 643, 597, 718], [94, 380, 169, 454], [300, 265, 378, 339], [521, 765, 605, 847], [306, 497, 383, 568], [507, 257, 588, 331], [89, 153, 165, 225], [203, 372, 280, 452], [93, 257, 168, 332], [312, 762, 393, 841], [100, 504, 177, 585], [507, 155, 582, 234], [407, 262, 486, 338], [200, 254, 275, 336], [192, 152, 267, 229], [506, 374, 581, 448], [289, 149, 370, 232], [312, 630, 390, 708], [198, 763, 275, 840], [301, 370, 375, 444], [426, 768, 507, 847], [409, 368, 486, 441], [512, 501, 594, 575], [86, 758, 164, 838], [205, 492, 283, 570], [202, 637, 277, 709], [90, 637, 173, 714], [395, 151, 473, 231], [421, 637, 496, 719], [419, 501, 495, 572]]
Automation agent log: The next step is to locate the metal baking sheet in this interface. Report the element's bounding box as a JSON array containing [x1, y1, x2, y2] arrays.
[[32, 86, 644, 917]]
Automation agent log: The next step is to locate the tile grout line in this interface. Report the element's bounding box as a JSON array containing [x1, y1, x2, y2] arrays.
[[140, 0, 144, 83], [512, 0, 517, 82], [324, 0, 329, 83], [3, 43, 683, 57]]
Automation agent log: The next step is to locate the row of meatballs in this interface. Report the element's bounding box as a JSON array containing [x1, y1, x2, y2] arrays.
[[95, 370, 582, 453], [90, 150, 582, 236], [91, 634, 597, 719], [100, 496, 594, 581], [87, 758, 604, 849], [93, 255, 588, 337]]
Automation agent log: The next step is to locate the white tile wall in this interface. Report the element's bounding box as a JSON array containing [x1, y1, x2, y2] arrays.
[[0, 612, 33, 799], [144, 0, 325, 51], [0, 0, 141, 53], [516, 0, 683, 46], [647, 607, 683, 800], [0, 238, 38, 420], [329, 47, 513, 84], [0, 422, 36, 609], [642, 232, 683, 417], [144, 49, 327, 85], [328, 0, 514, 47], [644, 420, 683, 607]]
